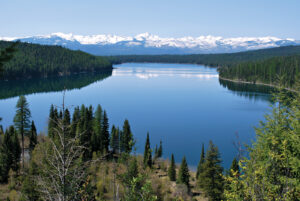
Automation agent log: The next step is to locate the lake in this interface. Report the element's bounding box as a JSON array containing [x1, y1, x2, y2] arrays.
[[0, 63, 274, 169]]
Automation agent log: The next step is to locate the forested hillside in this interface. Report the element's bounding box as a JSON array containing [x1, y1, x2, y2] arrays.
[[219, 55, 300, 90], [0, 41, 112, 80], [108, 45, 300, 66]]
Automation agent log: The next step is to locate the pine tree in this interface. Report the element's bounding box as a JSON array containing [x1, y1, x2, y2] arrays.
[[13, 95, 31, 168], [177, 156, 190, 189], [0, 147, 9, 182], [10, 127, 21, 172], [92, 105, 102, 152], [229, 158, 239, 177], [120, 119, 134, 153], [157, 140, 163, 158], [143, 133, 152, 168], [29, 121, 37, 156], [196, 143, 205, 179], [48, 105, 58, 138], [199, 141, 224, 201], [70, 106, 80, 138], [168, 154, 176, 181], [101, 110, 109, 153], [110, 125, 120, 153], [154, 145, 158, 159], [0, 126, 21, 182]]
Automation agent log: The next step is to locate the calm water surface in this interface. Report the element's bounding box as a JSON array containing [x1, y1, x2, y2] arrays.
[[0, 63, 273, 169]]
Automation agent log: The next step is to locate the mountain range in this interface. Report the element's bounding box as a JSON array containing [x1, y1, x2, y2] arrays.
[[1, 32, 299, 55]]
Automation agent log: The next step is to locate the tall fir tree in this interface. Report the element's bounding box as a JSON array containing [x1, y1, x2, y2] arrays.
[[92, 105, 102, 152], [198, 141, 224, 201], [154, 145, 158, 159], [0, 126, 21, 182], [168, 154, 176, 181], [120, 119, 134, 153], [101, 110, 109, 153], [48, 105, 58, 138], [13, 95, 31, 168], [157, 140, 163, 158], [196, 143, 205, 179], [29, 121, 37, 156], [70, 106, 80, 138], [110, 125, 120, 153], [143, 133, 152, 168], [177, 156, 190, 189], [10, 126, 21, 172]]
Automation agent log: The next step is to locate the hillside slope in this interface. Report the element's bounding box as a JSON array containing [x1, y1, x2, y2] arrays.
[[0, 41, 112, 80]]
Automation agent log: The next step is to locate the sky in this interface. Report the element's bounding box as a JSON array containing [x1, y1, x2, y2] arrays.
[[1, 0, 300, 39]]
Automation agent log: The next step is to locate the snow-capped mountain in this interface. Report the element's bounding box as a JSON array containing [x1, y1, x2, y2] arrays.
[[1, 32, 299, 55]]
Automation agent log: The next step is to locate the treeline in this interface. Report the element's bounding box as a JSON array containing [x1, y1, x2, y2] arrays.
[[219, 54, 300, 90], [108, 45, 300, 67], [48, 104, 134, 160], [0, 41, 112, 80]]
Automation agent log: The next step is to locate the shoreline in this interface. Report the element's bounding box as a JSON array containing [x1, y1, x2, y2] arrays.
[[218, 76, 299, 93]]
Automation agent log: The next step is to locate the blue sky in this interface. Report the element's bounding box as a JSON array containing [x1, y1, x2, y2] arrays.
[[1, 0, 299, 39]]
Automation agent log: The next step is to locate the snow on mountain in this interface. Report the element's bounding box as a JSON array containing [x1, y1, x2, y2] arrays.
[[1, 32, 299, 55]]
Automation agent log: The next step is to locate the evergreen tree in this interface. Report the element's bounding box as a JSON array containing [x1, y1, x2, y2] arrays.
[[70, 106, 80, 138], [0, 148, 9, 182], [81, 106, 93, 160], [92, 105, 102, 152], [229, 158, 239, 177], [29, 121, 37, 156], [10, 126, 21, 172], [199, 141, 224, 201], [168, 154, 176, 181], [110, 125, 120, 153], [101, 110, 109, 153], [196, 143, 205, 179], [143, 133, 152, 168], [177, 156, 190, 189], [48, 105, 58, 139], [157, 140, 163, 158], [63, 109, 71, 125], [120, 119, 134, 153], [154, 145, 158, 159], [13, 95, 31, 168], [0, 126, 21, 182]]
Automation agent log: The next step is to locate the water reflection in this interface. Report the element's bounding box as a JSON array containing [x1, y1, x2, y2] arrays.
[[219, 78, 275, 102], [0, 70, 112, 100], [113, 66, 219, 80]]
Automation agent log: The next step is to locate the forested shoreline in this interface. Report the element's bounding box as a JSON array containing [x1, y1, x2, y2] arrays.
[[218, 54, 300, 90], [108, 45, 300, 90], [0, 41, 112, 80]]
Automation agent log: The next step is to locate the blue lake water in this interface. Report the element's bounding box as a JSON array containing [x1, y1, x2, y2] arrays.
[[0, 63, 273, 169]]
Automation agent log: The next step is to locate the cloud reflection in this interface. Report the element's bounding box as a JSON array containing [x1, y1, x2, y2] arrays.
[[113, 67, 219, 80]]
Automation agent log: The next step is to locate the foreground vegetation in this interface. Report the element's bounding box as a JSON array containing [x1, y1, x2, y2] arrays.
[[0, 88, 299, 201], [0, 41, 112, 80]]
